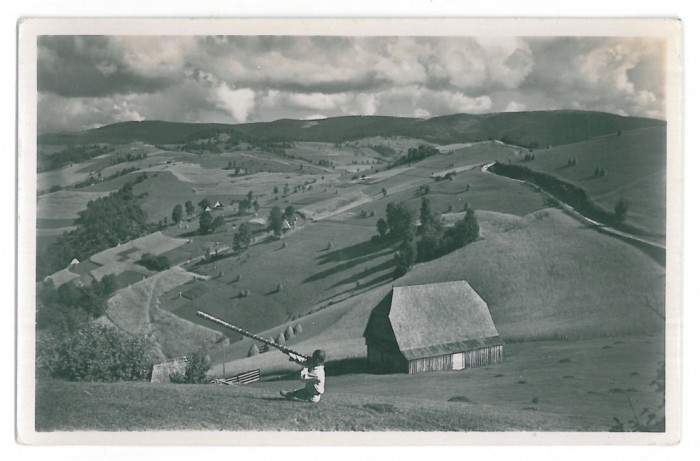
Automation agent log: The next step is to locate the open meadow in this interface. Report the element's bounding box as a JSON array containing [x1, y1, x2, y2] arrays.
[[36, 334, 663, 432], [508, 126, 667, 239], [33, 109, 670, 435]]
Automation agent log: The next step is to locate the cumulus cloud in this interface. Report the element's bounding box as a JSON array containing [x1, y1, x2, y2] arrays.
[[504, 101, 527, 112], [214, 84, 256, 123], [36, 35, 668, 133], [38, 36, 179, 97]]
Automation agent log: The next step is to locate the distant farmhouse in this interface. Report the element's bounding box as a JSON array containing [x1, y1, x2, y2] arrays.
[[363, 281, 503, 374]]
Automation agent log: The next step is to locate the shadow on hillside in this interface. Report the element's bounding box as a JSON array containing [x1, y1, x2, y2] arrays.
[[304, 244, 396, 284], [329, 259, 396, 289], [324, 358, 369, 376], [316, 238, 395, 265], [316, 269, 395, 307]]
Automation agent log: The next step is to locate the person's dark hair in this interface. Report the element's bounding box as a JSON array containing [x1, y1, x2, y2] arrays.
[[311, 349, 326, 364]]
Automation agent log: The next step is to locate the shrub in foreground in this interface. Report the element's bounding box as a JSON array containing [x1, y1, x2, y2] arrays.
[[170, 350, 211, 384], [39, 324, 154, 382]]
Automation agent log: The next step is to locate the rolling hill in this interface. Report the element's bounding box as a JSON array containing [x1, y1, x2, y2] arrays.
[[38, 110, 665, 148], [33, 109, 669, 433]]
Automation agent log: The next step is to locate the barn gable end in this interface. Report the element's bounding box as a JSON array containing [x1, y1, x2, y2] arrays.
[[363, 281, 503, 374]]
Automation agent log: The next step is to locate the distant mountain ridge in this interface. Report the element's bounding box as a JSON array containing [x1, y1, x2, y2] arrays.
[[39, 110, 665, 148]]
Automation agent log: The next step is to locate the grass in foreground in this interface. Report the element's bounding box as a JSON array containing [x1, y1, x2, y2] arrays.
[[35, 335, 664, 433]]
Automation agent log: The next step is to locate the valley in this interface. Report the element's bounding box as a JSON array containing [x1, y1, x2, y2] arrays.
[[34, 111, 668, 432]]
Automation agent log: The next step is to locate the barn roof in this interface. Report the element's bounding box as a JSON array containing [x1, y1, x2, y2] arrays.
[[387, 281, 502, 360]]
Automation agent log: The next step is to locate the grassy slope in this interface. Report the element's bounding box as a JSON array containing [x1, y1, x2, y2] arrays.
[[210, 207, 664, 380], [398, 209, 665, 341], [511, 126, 666, 238], [36, 334, 663, 432]]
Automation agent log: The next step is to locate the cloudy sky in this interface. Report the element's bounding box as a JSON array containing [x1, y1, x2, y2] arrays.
[[37, 35, 666, 134]]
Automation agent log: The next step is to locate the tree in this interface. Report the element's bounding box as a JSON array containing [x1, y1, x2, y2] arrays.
[[239, 197, 252, 214], [463, 204, 480, 243], [233, 223, 252, 250], [173, 349, 211, 384], [376, 218, 388, 237], [247, 190, 254, 202], [198, 198, 211, 211], [185, 200, 195, 217], [172, 204, 183, 224], [138, 253, 171, 271], [417, 222, 443, 262], [212, 215, 225, 230], [419, 197, 438, 233], [199, 211, 213, 233], [284, 205, 295, 221], [394, 231, 417, 276], [614, 198, 630, 224], [268, 206, 284, 236], [273, 186, 279, 194], [385, 202, 414, 239]]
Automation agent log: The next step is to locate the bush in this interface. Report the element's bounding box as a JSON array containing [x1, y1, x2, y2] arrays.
[[171, 349, 211, 384], [39, 324, 154, 382], [138, 253, 171, 271]]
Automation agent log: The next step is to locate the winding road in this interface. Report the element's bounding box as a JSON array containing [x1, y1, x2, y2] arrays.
[[481, 162, 666, 257]]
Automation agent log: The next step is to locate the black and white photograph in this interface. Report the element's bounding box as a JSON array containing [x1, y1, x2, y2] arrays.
[[15, 17, 683, 445]]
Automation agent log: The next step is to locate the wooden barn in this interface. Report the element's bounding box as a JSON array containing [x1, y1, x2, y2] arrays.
[[363, 281, 503, 374]]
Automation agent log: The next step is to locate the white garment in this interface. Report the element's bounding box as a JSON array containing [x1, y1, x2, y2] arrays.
[[301, 365, 325, 395]]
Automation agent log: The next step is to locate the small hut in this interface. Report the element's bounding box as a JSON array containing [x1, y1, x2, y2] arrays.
[[363, 281, 503, 374], [150, 356, 188, 383]]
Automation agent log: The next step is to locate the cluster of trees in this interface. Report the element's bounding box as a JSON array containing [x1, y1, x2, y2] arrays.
[[237, 191, 260, 215], [369, 144, 396, 157], [388, 145, 439, 168], [38, 144, 114, 172], [567, 158, 578, 167], [594, 167, 608, 177], [199, 211, 225, 234], [267, 205, 296, 237], [36, 275, 156, 382], [500, 135, 539, 150], [434, 171, 458, 182], [38, 181, 153, 279], [137, 253, 171, 271], [37, 274, 117, 331], [377, 199, 479, 276], [109, 152, 147, 165], [74, 166, 139, 189], [521, 152, 537, 162], [489, 162, 632, 229], [233, 223, 253, 250]]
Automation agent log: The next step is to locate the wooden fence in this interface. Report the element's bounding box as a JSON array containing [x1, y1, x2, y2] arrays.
[[213, 369, 261, 385]]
